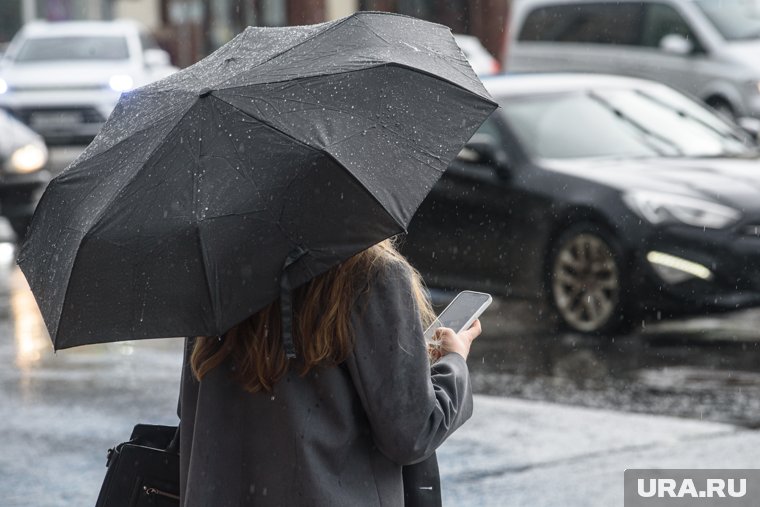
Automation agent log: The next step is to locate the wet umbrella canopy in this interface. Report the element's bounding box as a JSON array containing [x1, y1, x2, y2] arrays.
[[18, 12, 496, 350]]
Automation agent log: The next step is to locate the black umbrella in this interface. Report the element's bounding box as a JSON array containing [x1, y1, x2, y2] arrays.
[[18, 12, 497, 351]]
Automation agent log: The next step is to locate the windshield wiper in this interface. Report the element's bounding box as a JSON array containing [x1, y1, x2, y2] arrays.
[[587, 92, 683, 156], [634, 89, 748, 146]]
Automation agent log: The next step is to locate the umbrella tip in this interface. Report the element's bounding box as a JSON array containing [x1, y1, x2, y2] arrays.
[[198, 88, 213, 98]]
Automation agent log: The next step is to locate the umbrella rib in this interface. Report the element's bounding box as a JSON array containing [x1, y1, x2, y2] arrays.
[[213, 15, 353, 91], [224, 81, 450, 165], [85, 103, 197, 235], [209, 95, 408, 233], [204, 105, 279, 226], [356, 16, 481, 90], [63, 92, 193, 169], [49, 103, 198, 343], [218, 67, 473, 152], [216, 62, 496, 108]]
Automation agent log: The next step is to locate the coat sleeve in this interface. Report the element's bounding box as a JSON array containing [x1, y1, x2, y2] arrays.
[[345, 260, 473, 466]]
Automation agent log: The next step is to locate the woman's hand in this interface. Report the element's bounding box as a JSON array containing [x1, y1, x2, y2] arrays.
[[429, 320, 481, 362]]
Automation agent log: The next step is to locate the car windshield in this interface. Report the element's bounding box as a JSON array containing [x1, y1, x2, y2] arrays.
[[500, 86, 753, 160], [13, 36, 130, 62], [694, 0, 760, 40]]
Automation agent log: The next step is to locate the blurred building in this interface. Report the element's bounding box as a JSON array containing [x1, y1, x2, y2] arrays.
[[1, 0, 509, 67]]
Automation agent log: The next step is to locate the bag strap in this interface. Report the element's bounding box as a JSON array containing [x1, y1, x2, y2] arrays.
[[167, 425, 180, 454]]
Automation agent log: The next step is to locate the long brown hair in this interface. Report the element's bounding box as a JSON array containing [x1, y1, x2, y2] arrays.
[[191, 237, 435, 393]]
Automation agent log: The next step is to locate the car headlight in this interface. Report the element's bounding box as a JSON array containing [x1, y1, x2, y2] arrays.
[[109, 74, 134, 93], [9, 143, 47, 173], [623, 191, 741, 229], [0, 78, 7, 94]]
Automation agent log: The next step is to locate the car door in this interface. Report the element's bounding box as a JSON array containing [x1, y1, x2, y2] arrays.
[[508, 2, 645, 76], [403, 144, 505, 292], [619, 1, 714, 98], [404, 115, 551, 298]]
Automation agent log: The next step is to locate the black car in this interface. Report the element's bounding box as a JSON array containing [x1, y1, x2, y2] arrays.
[[0, 107, 50, 239], [403, 74, 760, 334]]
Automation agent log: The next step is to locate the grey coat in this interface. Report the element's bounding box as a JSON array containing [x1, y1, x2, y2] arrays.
[[178, 261, 473, 506]]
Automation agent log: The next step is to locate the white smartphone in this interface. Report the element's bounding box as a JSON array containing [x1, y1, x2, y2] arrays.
[[424, 290, 492, 345]]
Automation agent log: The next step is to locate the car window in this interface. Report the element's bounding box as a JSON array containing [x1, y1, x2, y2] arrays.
[[502, 92, 658, 158], [641, 3, 704, 51], [694, 0, 760, 41], [499, 88, 750, 159], [518, 3, 644, 45], [13, 36, 130, 62]]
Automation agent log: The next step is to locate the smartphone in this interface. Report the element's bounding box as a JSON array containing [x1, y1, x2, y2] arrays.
[[424, 290, 492, 345]]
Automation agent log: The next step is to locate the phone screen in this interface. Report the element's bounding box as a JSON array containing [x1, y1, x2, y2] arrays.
[[424, 291, 492, 343]]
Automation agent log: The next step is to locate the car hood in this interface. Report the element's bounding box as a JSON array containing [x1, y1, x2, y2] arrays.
[[541, 157, 760, 213], [0, 60, 138, 88]]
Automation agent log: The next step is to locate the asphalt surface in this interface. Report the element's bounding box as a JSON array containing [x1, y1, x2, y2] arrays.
[[470, 296, 760, 428]]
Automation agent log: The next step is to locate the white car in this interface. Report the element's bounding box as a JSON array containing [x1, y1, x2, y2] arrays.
[[454, 34, 500, 76], [0, 20, 177, 144], [506, 0, 760, 122]]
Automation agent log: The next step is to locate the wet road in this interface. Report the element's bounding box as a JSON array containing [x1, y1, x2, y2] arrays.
[[471, 297, 760, 428]]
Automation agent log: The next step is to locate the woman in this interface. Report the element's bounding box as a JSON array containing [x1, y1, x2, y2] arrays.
[[178, 238, 480, 506]]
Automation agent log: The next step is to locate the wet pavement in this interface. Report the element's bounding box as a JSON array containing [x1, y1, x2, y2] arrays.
[[471, 297, 760, 428], [439, 395, 758, 507]]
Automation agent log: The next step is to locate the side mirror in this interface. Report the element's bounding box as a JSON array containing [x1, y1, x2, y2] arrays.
[[458, 133, 510, 173], [659, 33, 693, 55], [143, 49, 171, 68]]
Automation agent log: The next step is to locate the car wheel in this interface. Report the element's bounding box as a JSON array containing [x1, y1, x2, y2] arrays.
[[547, 224, 629, 334]]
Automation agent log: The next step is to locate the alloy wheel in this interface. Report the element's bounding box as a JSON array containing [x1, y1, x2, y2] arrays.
[[551, 233, 620, 332]]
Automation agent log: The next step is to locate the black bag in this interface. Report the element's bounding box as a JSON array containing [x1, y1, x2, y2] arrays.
[[95, 423, 441, 507], [95, 424, 180, 507]]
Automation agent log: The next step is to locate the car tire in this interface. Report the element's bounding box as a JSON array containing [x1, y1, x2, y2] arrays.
[[546, 222, 634, 335]]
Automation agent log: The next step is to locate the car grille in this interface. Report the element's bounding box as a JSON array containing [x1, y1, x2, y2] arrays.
[[10, 106, 105, 125]]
